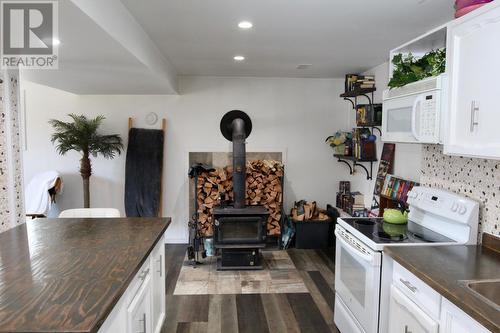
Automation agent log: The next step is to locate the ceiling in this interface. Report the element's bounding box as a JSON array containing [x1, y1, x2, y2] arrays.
[[22, 0, 175, 95], [121, 0, 455, 78], [22, 0, 455, 94]]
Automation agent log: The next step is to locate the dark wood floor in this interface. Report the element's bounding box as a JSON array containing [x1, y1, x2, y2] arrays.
[[161, 245, 338, 333]]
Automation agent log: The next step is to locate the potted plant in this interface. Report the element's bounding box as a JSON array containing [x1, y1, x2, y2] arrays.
[[388, 48, 446, 89], [49, 114, 123, 208]]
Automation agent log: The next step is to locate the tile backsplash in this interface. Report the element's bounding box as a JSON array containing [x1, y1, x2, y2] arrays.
[[421, 145, 499, 237]]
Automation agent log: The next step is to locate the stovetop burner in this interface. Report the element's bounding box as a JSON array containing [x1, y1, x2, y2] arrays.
[[373, 231, 408, 242], [354, 219, 376, 226], [339, 217, 455, 245]]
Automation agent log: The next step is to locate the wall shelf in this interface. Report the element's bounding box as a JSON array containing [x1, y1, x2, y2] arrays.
[[334, 154, 377, 180], [340, 88, 376, 109]]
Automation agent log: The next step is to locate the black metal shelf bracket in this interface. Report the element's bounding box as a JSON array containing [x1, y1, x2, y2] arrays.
[[353, 161, 374, 180], [337, 157, 354, 175], [370, 126, 382, 136], [343, 98, 356, 110], [335, 155, 375, 180]]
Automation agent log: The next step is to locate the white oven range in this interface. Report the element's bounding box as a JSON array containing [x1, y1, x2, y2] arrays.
[[333, 186, 479, 333]]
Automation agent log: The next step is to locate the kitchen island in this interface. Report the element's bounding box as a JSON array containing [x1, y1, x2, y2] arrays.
[[0, 217, 170, 333]]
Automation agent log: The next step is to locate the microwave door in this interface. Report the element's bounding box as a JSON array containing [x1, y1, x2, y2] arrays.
[[382, 94, 419, 143]]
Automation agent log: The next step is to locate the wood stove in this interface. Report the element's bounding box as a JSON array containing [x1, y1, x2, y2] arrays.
[[214, 111, 269, 270]]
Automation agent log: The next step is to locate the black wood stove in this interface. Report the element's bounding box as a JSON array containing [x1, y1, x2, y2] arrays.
[[213, 110, 269, 270]]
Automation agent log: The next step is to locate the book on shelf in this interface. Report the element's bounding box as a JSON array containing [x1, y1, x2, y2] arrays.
[[381, 174, 419, 204]]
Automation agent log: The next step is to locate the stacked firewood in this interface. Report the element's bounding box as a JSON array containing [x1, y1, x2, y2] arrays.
[[196, 160, 284, 236]]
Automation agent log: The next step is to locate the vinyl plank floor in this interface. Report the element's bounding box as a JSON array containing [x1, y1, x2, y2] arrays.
[[236, 294, 270, 333], [286, 293, 332, 333], [163, 245, 338, 333]]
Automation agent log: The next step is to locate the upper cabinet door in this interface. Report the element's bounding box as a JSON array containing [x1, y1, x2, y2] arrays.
[[445, 2, 500, 159]]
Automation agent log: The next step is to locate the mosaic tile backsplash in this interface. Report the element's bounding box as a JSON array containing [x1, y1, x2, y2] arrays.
[[0, 71, 24, 233], [421, 145, 499, 237]]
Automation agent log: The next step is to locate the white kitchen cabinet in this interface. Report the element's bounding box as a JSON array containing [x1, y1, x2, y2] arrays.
[[388, 285, 439, 333], [151, 237, 166, 333], [445, 1, 500, 159], [128, 275, 152, 333], [440, 298, 491, 333], [98, 235, 166, 333]]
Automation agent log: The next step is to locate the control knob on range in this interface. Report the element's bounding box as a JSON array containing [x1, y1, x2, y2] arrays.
[[458, 205, 467, 215], [451, 202, 459, 212]]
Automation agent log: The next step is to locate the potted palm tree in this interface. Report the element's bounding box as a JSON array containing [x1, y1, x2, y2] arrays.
[[49, 114, 123, 208]]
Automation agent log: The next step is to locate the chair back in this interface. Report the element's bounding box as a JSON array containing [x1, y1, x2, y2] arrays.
[[59, 208, 121, 218]]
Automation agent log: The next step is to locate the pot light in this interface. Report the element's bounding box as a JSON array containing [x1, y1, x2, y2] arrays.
[[53, 38, 61, 46], [234, 55, 245, 61], [238, 21, 253, 29]]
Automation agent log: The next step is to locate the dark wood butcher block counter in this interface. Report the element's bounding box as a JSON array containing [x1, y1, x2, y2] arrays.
[[385, 234, 500, 333], [0, 217, 170, 333]]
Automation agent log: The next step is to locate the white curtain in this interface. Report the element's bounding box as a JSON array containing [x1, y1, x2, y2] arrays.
[[0, 69, 25, 233]]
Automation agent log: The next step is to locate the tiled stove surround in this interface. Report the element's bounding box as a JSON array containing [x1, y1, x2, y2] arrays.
[[0, 70, 24, 233], [421, 145, 499, 237]]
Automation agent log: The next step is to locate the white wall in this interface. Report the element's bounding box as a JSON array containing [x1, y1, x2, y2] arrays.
[[22, 76, 351, 242], [346, 62, 422, 207]]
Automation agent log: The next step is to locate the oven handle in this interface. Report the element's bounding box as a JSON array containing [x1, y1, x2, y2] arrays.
[[335, 229, 375, 264]]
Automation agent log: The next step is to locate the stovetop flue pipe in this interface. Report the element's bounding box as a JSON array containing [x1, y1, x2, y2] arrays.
[[220, 110, 253, 209], [231, 118, 246, 208]]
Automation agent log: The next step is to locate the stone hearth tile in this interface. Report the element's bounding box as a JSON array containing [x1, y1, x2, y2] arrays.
[[213, 278, 242, 294], [177, 267, 210, 282], [268, 281, 308, 293], [266, 258, 295, 270], [174, 280, 209, 295], [209, 270, 238, 282], [239, 270, 271, 281], [262, 251, 291, 260], [241, 280, 270, 294], [270, 269, 302, 282]]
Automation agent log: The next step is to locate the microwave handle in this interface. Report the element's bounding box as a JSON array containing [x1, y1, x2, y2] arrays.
[[411, 95, 424, 141]]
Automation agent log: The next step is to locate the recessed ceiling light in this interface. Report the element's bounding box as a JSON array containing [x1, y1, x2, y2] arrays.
[[53, 38, 61, 46], [234, 55, 245, 61], [297, 64, 312, 70], [238, 21, 253, 29]]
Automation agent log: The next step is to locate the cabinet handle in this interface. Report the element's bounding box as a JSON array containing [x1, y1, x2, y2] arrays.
[[405, 325, 413, 333], [399, 278, 418, 293], [139, 268, 150, 281], [470, 100, 479, 132], [156, 255, 163, 277], [138, 313, 146, 333]]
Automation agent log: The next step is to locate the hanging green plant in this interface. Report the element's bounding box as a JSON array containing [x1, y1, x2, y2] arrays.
[[388, 48, 446, 89]]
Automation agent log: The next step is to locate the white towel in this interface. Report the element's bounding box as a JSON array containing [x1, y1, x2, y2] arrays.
[[25, 171, 62, 215]]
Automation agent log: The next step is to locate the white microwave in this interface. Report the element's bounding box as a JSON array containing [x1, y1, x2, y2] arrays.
[[382, 74, 447, 144]]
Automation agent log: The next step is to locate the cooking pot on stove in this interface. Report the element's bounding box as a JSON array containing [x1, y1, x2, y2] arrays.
[[383, 209, 408, 225]]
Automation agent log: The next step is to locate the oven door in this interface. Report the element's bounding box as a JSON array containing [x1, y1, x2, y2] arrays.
[[334, 226, 382, 333]]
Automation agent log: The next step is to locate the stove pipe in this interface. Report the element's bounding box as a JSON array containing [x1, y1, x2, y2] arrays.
[[220, 110, 253, 209], [231, 118, 246, 209]]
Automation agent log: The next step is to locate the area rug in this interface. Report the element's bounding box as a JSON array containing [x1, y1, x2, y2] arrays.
[[173, 251, 308, 295]]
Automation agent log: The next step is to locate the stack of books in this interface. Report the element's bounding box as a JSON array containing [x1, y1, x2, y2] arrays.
[[356, 75, 375, 89], [381, 174, 419, 204], [345, 74, 376, 92]]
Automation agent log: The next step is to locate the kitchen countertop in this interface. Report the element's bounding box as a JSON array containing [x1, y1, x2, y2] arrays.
[[0, 217, 170, 333], [385, 235, 500, 333]]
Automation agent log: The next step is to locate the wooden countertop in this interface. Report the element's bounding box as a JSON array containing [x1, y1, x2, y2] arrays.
[[0, 217, 170, 333], [385, 235, 500, 333]]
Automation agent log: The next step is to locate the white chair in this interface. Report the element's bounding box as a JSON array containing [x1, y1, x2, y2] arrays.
[[59, 208, 121, 218]]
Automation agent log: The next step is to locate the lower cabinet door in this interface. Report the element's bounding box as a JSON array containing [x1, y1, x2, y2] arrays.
[[388, 285, 439, 333], [440, 298, 491, 333], [151, 239, 166, 333], [128, 275, 152, 333]]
